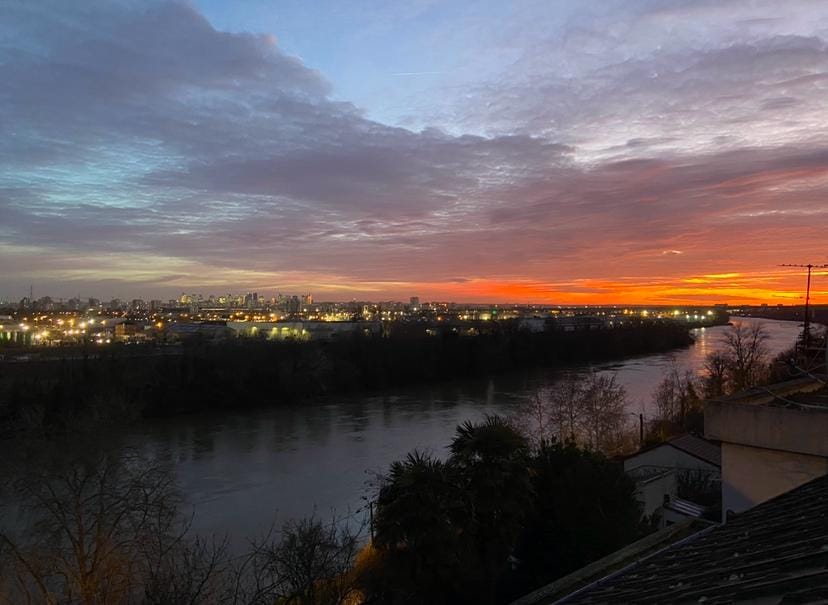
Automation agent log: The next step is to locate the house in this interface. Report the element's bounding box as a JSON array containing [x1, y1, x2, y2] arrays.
[[623, 433, 720, 474], [512, 377, 828, 605], [514, 471, 828, 604], [622, 434, 720, 526]]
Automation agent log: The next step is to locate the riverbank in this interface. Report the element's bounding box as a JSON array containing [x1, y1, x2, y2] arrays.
[[0, 318, 802, 553], [0, 320, 696, 437]]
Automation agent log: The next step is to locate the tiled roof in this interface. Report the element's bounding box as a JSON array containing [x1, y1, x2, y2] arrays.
[[557, 472, 828, 604], [623, 434, 721, 468], [667, 434, 721, 467], [788, 385, 828, 408], [510, 521, 711, 605]]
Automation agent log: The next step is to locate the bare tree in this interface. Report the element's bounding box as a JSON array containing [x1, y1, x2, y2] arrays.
[[578, 373, 628, 453], [232, 517, 362, 605], [702, 351, 729, 398], [652, 363, 700, 426], [0, 450, 181, 605], [547, 372, 585, 445], [721, 322, 770, 392], [514, 390, 554, 449], [141, 534, 231, 605], [0, 449, 363, 605], [515, 372, 631, 454]]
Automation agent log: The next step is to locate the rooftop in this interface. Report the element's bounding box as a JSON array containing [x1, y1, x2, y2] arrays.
[[786, 384, 828, 408], [626, 466, 674, 483], [624, 433, 721, 468], [711, 375, 827, 409], [667, 433, 721, 467], [554, 471, 828, 604], [510, 520, 711, 605]]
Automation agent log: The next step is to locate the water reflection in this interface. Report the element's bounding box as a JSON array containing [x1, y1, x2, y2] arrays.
[[121, 317, 800, 542], [592, 317, 800, 415]]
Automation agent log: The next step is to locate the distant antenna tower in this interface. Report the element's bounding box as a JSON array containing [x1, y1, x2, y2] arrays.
[[780, 263, 828, 351]]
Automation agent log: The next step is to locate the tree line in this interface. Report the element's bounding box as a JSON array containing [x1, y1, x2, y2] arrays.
[[0, 320, 693, 436], [510, 321, 814, 453], [515, 372, 631, 454], [647, 321, 817, 440]]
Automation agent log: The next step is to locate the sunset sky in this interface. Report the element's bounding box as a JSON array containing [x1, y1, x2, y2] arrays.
[[2, 0, 827, 304]]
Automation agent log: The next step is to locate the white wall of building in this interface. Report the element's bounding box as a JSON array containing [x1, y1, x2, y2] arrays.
[[721, 442, 828, 517]]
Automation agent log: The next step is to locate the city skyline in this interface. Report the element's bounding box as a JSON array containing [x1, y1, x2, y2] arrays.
[[2, 283, 821, 308], [3, 1, 828, 304]]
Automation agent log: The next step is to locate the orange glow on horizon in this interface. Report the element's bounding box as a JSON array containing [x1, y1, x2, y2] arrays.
[[390, 270, 828, 305]]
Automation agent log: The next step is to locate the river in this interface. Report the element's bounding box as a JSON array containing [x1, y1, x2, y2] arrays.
[[120, 317, 800, 541]]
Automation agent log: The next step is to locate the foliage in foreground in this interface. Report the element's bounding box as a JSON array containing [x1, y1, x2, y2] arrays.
[[366, 416, 642, 605], [0, 448, 363, 605], [1, 418, 643, 605]]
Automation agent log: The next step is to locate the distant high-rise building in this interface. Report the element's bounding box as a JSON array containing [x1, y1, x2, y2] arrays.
[[150, 299, 163, 311], [275, 293, 290, 312], [410, 296, 420, 310], [244, 292, 259, 309], [36, 296, 54, 311]]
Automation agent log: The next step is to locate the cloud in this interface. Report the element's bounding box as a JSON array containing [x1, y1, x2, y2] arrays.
[[1, 0, 827, 303], [448, 34, 828, 158], [414, 0, 828, 160]]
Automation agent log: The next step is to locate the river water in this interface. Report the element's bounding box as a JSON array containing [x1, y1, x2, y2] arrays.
[[122, 317, 800, 541]]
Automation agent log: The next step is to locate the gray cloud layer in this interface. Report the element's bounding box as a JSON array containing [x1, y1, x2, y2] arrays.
[[1, 0, 827, 299]]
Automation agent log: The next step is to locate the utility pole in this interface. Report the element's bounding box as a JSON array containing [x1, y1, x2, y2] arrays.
[[780, 263, 828, 352], [639, 413, 644, 448]]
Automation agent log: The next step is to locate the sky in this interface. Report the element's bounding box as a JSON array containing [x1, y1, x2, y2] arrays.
[[2, 0, 828, 304]]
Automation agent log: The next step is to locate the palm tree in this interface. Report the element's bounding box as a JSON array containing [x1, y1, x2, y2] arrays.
[[371, 451, 468, 604], [449, 416, 533, 605]]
